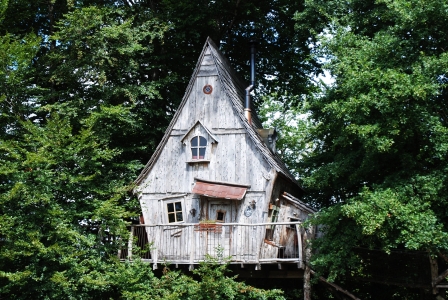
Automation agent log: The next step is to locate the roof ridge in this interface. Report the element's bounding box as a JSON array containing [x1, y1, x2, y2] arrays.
[[134, 39, 211, 185], [135, 38, 301, 191], [207, 41, 301, 188]]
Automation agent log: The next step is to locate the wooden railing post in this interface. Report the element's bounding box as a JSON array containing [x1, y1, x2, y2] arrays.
[[153, 225, 161, 270], [189, 225, 195, 270], [296, 224, 303, 269], [128, 226, 134, 260]]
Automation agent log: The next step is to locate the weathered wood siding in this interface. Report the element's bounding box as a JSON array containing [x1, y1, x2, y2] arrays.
[[139, 45, 272, 229], [134, 41, 313, 268]]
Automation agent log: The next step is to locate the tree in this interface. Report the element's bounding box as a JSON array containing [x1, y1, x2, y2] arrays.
[[0, 115, 132, 298], [296, 0, 448, 293], [0, 0, 320, 298], [258, 92, 312, 179]]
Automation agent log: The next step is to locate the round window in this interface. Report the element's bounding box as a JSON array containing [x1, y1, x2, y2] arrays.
[[203, 85, 213, 94]]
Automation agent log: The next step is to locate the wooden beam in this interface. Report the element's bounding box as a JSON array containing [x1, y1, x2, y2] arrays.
[[310, 270, 360, 300], [436, 284, 448, 289], [431, 255, 439, 294], [194, 177, 251, 188], [433, 268, 448, 287], [438, 250, 448, 263]]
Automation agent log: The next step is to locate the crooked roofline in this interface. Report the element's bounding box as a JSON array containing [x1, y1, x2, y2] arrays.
[[135, 37, 303, 193]]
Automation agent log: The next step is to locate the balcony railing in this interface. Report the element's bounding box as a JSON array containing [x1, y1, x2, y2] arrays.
[[119, 222, 303, 269]]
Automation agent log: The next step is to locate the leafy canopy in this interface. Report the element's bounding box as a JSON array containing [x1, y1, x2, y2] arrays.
[[295, 0, 448, 281]]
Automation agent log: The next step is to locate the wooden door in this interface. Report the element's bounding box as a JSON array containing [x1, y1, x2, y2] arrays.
[[207, 201, 231, 258]]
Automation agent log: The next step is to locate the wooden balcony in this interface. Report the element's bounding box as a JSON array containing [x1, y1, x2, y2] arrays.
[[119, 222, 304, 270]]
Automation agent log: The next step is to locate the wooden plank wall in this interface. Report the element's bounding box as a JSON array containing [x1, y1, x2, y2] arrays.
[[137, 44, 298, 262], [139, 45, 272, 197]]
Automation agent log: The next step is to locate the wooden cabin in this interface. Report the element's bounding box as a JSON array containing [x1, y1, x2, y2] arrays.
[[129, 38, 315, 272]]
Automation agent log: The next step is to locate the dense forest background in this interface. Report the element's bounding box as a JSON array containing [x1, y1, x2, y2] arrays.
[[1, 0, 448, 299]]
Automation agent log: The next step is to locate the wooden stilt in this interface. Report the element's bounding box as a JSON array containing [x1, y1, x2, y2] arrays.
[[431, 255, 439, 295], [303, 226, 313, 300]]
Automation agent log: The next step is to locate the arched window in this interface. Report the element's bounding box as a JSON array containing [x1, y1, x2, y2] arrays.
[[191, 136, 207, 159]]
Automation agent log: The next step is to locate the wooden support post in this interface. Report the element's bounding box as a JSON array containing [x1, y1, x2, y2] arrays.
[[296, 224, 303, 269], [189, 224, 195, 268], [127, 226, 134, 260], [153, 226, 161, 270], [304, 226, 314, 300], [431, 255, 439, 295]]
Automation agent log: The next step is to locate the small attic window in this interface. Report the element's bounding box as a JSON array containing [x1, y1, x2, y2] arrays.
[[191, 136, 207, 159]]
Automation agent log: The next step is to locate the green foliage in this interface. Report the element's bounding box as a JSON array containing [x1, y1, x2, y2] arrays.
[[183, 248, 285, 300], [0, 32, 41, 139], [0, 115, 132, 298], [259, 92, 312, 179], [297, 0, 448, 287], [0, 0, 318, 297], [43, 5, 172, 166]]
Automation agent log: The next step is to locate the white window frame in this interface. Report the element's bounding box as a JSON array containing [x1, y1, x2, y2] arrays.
[[164, 198, 186, 224], [190, 134, 208, 160]]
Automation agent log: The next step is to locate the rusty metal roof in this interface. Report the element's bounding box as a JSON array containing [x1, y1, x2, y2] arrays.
[[192, 180, 247, 200]]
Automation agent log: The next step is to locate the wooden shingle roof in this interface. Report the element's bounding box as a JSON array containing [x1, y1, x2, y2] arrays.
[[135, 38, 301, 189]]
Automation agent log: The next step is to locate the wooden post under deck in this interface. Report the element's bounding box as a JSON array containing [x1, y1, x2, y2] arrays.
[[303, 226, 313, 300]]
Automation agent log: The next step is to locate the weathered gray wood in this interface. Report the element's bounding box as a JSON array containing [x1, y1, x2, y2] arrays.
[[133, 38, 312, 276], [297, 224, 303, 268], [128, 226, 134, 260], [193, 177, 250, 189], [303, 226, 313, 300]]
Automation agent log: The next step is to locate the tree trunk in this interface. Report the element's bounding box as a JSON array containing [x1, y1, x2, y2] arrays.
[[304, 226, 313, 300]]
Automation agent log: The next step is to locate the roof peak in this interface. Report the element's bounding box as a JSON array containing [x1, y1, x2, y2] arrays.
[[135, 38, 301, 190]]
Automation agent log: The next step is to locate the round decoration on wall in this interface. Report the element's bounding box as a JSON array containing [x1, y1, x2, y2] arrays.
[[203, 84, 213, 94]]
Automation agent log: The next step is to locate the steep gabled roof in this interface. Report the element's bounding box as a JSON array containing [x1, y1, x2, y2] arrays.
[[135, 38, 301, 189]]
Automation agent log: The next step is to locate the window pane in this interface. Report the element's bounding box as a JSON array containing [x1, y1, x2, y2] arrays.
[[272, 210, 279, 223], [168, 213, 175, 223], [167, 203, 174, 213], [217, 211, 224, 221], [176, 212, 183, 222], [175, 201, 182, 211], [199, 136, 207, 146], [191, 136, 198, 146], [199, 147, 206, 159], [192, 148, 198, 159]]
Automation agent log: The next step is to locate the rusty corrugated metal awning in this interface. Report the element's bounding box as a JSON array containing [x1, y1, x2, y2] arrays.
[[192, 180, 248, 200]]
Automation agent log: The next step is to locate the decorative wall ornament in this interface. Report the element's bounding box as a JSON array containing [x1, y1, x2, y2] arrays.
[[244, 205, 253, 217], [203, 84, 213, 94]]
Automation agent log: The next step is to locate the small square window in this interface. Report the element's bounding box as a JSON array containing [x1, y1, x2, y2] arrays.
[[165, 200, 184, 223], [216, 210, 226, 223]]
